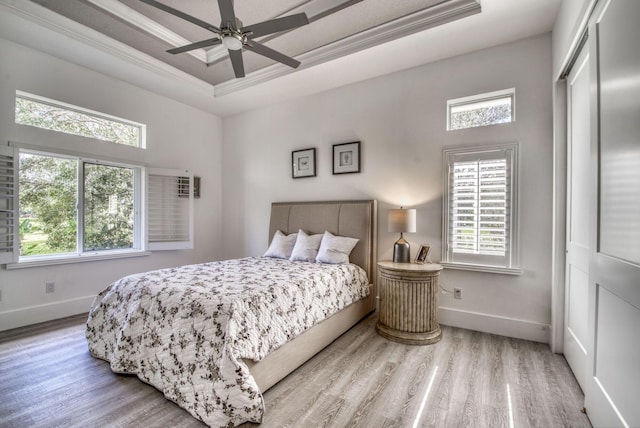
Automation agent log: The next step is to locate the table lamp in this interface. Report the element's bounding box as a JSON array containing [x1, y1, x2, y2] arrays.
[[388, 207, 416, 263]]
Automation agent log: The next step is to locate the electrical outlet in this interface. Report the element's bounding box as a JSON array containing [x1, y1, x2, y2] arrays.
[[453, 288, 462, 300], [45, 282, 55, 294]]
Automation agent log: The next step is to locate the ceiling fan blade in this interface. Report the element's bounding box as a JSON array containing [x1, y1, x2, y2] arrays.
[[139, 0, 220, 34], [244, 40, 301, 69], [217, 0, 238, 30], [167, 38, 221, 54], [228, 49, 245, 78], [242, 13, 309, 38]]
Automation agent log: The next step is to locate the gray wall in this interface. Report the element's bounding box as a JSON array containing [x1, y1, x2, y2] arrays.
[[222, 34, 554, 342]]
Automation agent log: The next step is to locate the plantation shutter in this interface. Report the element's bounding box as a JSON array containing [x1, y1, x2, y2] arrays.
[[147, 168, 194, 251], [451, 157, 509, 255], [443, 144, 518, 270], [0, 146, 17, 264]]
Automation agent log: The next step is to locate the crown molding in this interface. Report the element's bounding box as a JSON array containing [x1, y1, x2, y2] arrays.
[[214, 0, 481, 97], [0, 0, 213, 95], [87, 0, 208, 63], [204, 0, 366, 66]]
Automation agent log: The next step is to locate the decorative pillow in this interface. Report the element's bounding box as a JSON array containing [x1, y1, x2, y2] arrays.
[[316, 231, 359, 264], [290, 229, 323, 262], [263, 230, 298, 259]]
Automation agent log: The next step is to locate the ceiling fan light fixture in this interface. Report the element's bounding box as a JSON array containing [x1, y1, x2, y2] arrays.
[[222, 33, 243, 51], [142, 0, 310, 79]]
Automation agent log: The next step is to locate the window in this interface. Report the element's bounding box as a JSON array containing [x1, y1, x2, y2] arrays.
[[447, 88, 515, 131], [442, 143, 520, 274], [15, 91, 145, 148], [18, 150, 141, 259], [3, 146, 194, 267], [3, 92, 192, 267]]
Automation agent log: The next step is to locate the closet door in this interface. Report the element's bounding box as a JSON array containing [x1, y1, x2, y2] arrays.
[[564, 45, 591, 393], [585, 1, 640, 426]]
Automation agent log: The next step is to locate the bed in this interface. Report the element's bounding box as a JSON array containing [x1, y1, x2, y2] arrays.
[[86, 200, 377, 427]]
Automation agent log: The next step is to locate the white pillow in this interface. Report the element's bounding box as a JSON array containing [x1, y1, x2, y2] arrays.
[[264, 230, 297, 259], [290, 229, 323, 262], [316, 231, 359, 264]]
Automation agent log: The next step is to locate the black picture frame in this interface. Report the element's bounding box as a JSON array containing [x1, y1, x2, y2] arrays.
[[292, 148, 316, 178], [415, 244, 431, 264], [332, 141, 361, 174]]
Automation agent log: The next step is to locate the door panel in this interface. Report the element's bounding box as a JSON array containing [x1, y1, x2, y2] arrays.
[[567, 265, 589, 348], [596, 0, 640, 266], [592, 286, 640, 426], [586, 1, 640, 426], [564, 45, 590, 393]]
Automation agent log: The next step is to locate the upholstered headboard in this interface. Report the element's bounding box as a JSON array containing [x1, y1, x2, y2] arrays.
[[269, 200, 378, 282]]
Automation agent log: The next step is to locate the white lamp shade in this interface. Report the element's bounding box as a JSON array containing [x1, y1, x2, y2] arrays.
[[388, 208, 417, 233]]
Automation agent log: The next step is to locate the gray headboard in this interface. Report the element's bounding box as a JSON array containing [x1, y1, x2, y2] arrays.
[[269, 200, 378, 282]]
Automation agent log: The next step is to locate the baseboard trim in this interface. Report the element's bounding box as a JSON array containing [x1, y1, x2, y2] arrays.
[[438, 306, 550, 344], [1, 299, 552, 343], [0, 295, 95, 332]]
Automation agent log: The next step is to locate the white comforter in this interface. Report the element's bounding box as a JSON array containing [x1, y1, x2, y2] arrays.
[[86, 257, 369, 427]]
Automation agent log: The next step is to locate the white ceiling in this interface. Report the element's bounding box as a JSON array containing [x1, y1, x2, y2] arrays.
[[0, 0, 561, 117]]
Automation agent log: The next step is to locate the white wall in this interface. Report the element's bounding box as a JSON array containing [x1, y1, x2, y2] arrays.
[[222, 34, 553, 343], [0, 38, 223, 331]]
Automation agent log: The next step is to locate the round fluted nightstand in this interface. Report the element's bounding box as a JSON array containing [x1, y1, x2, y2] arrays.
[[376, 261, 443, 345]]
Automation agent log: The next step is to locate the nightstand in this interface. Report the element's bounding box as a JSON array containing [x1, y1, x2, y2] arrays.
[[376, 261, 443, 345]]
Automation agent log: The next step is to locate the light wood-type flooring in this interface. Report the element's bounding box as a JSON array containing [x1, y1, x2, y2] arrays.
[[0, 313, 591, 428]]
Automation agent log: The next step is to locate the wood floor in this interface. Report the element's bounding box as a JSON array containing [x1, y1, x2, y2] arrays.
[[0, 313, 591, 428]]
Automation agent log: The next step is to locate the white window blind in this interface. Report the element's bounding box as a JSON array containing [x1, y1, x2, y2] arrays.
[[148, 168, 194, 251], [0, 146, 16, 264], [442, 144, 519, 273], [451, 158, 508, 255]]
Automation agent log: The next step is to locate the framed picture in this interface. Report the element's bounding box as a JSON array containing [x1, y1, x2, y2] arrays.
[[292, 148, 316, 178], [332, 141, 360, 174], [415, 244, 431, 264]]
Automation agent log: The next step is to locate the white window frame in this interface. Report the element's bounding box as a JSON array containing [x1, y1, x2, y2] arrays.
[[447, 88, 515, 131], [15, 91, 146, 149], [3, 144, 194, 269], [441, 143, 521, 275]]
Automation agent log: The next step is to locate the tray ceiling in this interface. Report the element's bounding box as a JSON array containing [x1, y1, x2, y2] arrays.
[[30, 0, 481, 91]]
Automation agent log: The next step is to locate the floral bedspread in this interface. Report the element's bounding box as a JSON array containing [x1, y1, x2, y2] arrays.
[[85, 257, 369, 427]]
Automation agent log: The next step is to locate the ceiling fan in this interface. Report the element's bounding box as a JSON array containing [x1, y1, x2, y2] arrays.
[[139, 0, 310, 78]]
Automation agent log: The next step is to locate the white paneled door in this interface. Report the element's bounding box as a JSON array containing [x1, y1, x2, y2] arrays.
[[585, 0, 640, 426], [564, 45, 591, 393]]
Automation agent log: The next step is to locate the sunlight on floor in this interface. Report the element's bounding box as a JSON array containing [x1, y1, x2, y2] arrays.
[[412, 366, 439, 428], [507, 383, 515, 428]]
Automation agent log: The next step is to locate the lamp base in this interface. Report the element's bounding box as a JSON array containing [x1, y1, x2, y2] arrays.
[[393, 236, 410, 263]]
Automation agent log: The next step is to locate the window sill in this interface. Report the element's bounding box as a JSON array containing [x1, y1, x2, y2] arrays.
[[5, 250, 151, 270], [440, 262, 522, 276]]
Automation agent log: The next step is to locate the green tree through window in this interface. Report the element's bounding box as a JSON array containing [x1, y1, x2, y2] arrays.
[[19, 153, 77, 255], [84, 163, 134, 251], [15, 93, 142, 147], [18, 152, 136, 257], [9, 91, 202, 263], [447, 89, 515, 131]]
